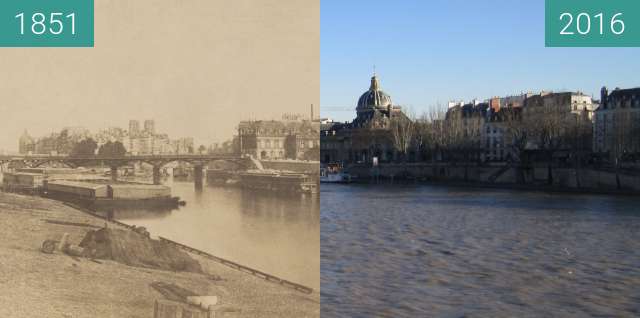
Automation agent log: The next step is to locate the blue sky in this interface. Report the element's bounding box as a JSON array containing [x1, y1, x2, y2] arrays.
[[321, 0, 640, 121]]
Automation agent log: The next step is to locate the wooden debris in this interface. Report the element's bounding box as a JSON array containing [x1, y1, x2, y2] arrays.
[[42, 219, 100, 228]]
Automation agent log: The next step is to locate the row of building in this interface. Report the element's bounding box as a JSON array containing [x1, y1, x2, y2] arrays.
[[18, 115, 322, 160], [442, 90, 597, 162], [236, 111, 320, 161], [320, 73, 640, 164], [19, 120, 195, 155]]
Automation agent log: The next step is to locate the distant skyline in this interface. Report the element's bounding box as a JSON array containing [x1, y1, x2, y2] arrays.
[[0, 0, 319, 152], [321, 0, 640, 122]]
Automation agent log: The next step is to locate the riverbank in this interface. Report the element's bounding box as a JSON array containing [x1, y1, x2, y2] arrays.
[[348, 163, 640, 196], [351, 178, 640, 197], [0, 192, 319, 318]]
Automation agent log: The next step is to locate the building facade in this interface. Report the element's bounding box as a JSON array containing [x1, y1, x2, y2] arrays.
[[238, 116, 319, 160], [594, 86, 640, 158], [129, 120, 140, 137], [521, 91, 595, 154], [20, 120, 195, 156], [445, 100, 487, 161], [321, 74, 411, 164]]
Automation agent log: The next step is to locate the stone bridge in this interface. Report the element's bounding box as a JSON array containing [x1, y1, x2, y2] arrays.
[[0, 154, 247, 186]]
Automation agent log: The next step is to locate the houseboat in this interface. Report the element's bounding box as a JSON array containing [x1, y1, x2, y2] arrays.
[[1, 168, 111, 194], [238, 170, 318, 194], [1, 172, 45, 194], [43, 180, 182, 209]]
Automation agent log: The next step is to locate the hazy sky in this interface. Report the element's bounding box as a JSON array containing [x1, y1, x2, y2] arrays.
[[321, 0, 640, 122], [0, 0, 319, 151]]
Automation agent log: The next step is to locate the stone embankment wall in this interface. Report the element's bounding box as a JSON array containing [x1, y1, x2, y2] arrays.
[[348, 163, 640, 192]]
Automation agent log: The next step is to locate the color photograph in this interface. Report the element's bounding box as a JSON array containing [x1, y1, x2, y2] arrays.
[[320, 0, 640, 317]]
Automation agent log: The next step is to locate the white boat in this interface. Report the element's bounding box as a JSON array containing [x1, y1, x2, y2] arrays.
[[320, 163, 352, 183]]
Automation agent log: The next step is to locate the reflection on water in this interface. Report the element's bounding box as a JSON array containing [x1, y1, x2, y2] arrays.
[[321, 184, 640, 317], [101, 179, 320, 289]]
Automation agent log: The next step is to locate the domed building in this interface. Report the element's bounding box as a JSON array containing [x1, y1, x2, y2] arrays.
[[356, 75, 393, 113], [353, 74, 405, 128], [321, 73, 412, 164]]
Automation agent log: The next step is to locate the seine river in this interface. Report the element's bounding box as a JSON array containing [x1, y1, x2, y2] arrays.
[[98, 179, 320, 290], [321, 184, 640, 317]]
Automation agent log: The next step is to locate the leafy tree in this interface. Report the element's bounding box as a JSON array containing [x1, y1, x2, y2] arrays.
[[98, 141, 127, 157], [198, 145, 207, 154], [70, 138, 98, 157]]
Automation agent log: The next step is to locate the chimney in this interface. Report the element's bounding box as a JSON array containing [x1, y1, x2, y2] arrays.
[[310, 104, 314, 121]]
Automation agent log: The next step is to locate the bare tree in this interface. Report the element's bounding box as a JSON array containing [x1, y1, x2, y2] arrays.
[[413, 114, 430, 161], [390, 112, 415, 163], [501, 107, 528, 183], [501, 107, 527, 163], [609, 109, 640, 188], [418, 105, 448, 162], [564, 109, 593, 188], [413, 107, 442, 162], [443, 104, 486, 181], [524, 103, 568, 184]]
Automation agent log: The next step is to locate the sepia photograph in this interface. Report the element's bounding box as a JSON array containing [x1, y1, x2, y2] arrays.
[[0, 1, 319, 317]]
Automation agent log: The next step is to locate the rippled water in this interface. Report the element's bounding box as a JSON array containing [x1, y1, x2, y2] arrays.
[[96, 179, 320, 290], [321, 184, 640, 317]]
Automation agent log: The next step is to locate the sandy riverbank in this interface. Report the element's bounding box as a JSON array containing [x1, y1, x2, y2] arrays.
[[0, 192, 319, 318]]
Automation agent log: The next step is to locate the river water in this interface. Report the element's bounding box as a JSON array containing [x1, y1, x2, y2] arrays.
[[321, 184, 640, 317], [97, 178, 320, 290]]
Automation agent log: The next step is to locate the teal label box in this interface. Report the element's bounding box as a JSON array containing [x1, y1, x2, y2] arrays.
[[0, 0, 94, 47], [545, 0, 640, 47]]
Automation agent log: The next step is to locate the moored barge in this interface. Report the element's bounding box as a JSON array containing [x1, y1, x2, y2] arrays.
[[238, 171, 318, 194], [43, 180, 182, 209]]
